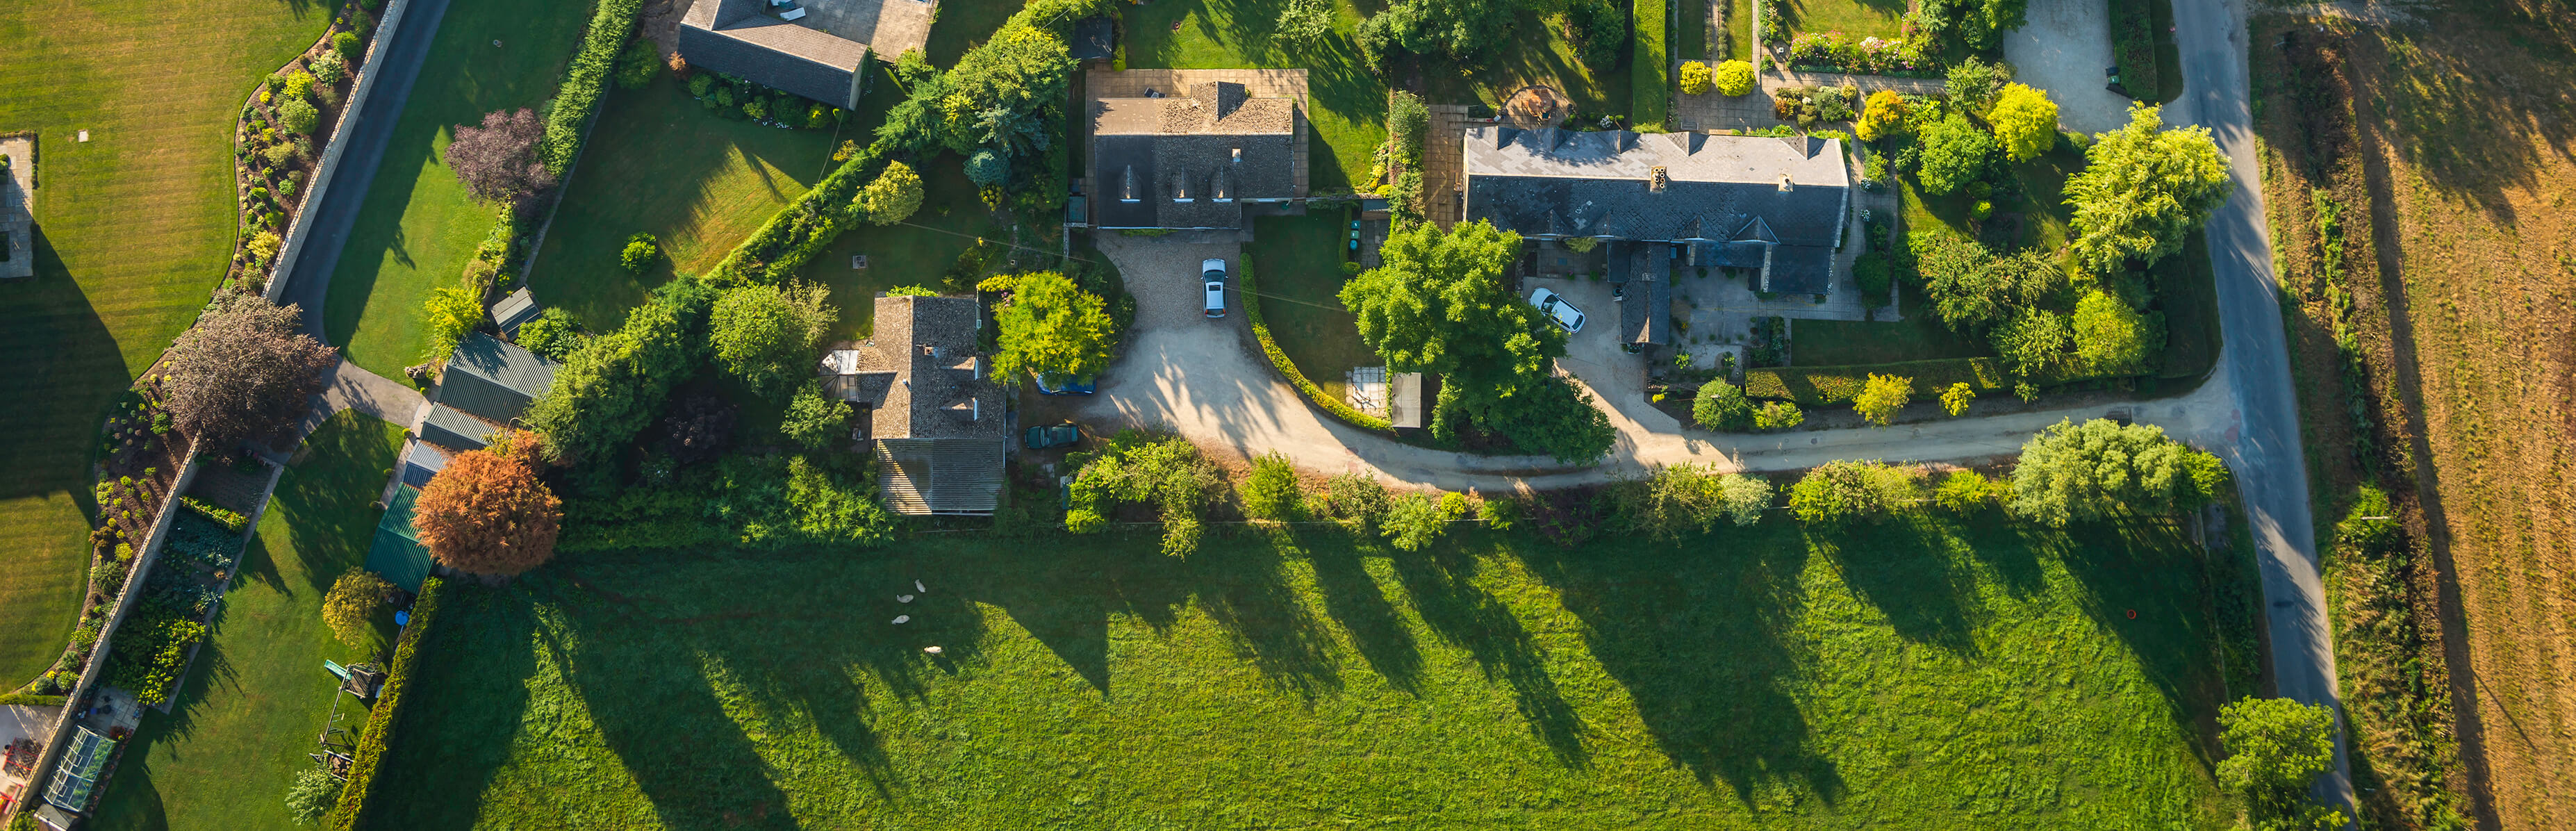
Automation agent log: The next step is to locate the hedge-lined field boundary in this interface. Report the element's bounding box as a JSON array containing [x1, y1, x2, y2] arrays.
[[1745, 357, 2012, 405], [327, 576, 447, 831], [1633, 0, 1669, 131], [1241, 261, 1394, 432]]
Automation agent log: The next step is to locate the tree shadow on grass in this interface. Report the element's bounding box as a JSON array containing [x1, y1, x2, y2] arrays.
[[1806, 517, 1987, 656], [1186, 527, 1344, 701], [270, 411, 402, 599], [959, 527, 1193, 696], [1508, 529, 1847, 804], [1389, 538, 1591, 766], [1291, 526, 1423, 695], [2038, 517, 2228, 760], [364, 582, 536, 831]]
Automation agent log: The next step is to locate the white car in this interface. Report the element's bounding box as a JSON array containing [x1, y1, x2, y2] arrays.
[[1528, 287, 1585, 333], [1202, 258, 1228, 318]]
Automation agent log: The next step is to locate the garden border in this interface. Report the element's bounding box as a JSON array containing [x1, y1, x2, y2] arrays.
[[1239, 259, 1394, 433], [267, 0, 419, 304]]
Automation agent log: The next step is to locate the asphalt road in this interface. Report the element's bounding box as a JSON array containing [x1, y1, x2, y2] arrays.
[[279, 0, 455, 343], [2169, 0, 2357, 810]]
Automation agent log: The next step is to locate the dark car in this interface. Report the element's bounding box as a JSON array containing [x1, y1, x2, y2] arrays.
[[1034, 372, 1098, 395], [1024, 422, 1081, 450]]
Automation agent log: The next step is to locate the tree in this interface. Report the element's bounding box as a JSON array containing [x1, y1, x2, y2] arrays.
[[1383, 491, 1468, 551], [2072, 289, 2156, 374], [1990, 306, 2070, 378], [1940, 381, 1976, 416], [321, 569, 392, 647], [276, 97, 319, 135], [1321, 472, 1393, 529], [414, 434, 563, 577], [1678, 60, 1713, 94], [1943, 57, 2013, 114], [443, 108, 556, 207], [993, 272, 1116, 384], [419, 284, 486, 364], [1853, 373, 1912, 426], [284, 768, 343, 824], [708, 281, 835, 397], [933, 23, 1075, 160], [1933, 468, 1999, 511], [525, 279, 714, 468], [1789, 460, 1917, 524], [1692, 380, 1755, 430], [1713, 59, 1756, 96], [657, 395, 738, 466], [2216, 697, 2341, 812], [1988, 83, 2059, 162], [1755, 400, 1804, 430], [165, 295, 338, 450], [620, 231, 657, 274], [1239, 452, 1305, 521], [1856, 90, 1908, 142], [2008, 418, 2218, 526], [1916, 114, 1995, 196], [514, 308, 584, 361], [1621, 464, 1773, 539], [1065, 430, 1222, 557], [781, 381, 852, 450], [1273, 0, 1335, 51], [853, 161, 925, 225], [2067, 103, 2231, 273], [1922, 245, 2065, 331]]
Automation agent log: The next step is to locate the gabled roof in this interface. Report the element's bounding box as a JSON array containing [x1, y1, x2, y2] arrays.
[[418, 405, 498, 452], [832, 295, 1003, 441], [492, 287, 540, 333], [1462, 127, 1849, 247], [440, 334, 559, 424], [1090, 81, 1298, 229], [677, 0, 900, 108]]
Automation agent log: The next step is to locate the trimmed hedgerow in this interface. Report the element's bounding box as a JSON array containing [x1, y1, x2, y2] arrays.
[[540, 0, 645, 172], [328, 576, 447, 831], [1744, 357, 2011, 406], [1241, 261, 1394, 432], [707, 144, 891, 285]]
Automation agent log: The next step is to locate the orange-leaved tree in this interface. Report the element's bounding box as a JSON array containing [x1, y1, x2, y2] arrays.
[[414, 431, 562, 577]]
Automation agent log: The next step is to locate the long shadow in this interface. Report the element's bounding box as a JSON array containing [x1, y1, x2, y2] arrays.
[[1508, 530, 1847, 803], [2040, 516, 2230, 758], [1388, 538, 1591, 766], [1291, 526, 1424, 694], [1806, 518, 1985, 655], [1187, 528, 1344, 700], [272, 414, 402, 598], [0, 223, 125, 502], [2364, 7, 2576, 226], [363, 582, 538, 831], [964, 526, 1192, 694], [550, 591, 800, 830]]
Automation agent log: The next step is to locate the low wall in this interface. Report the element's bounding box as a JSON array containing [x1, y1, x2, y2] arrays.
[[265, 0, 420, 304]]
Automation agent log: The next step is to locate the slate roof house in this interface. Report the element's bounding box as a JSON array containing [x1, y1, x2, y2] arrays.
[[678, 0, 937, 109], [1089, 81, 1300, 230], [821, 294, 1006, 516], [1462, 127, 1851, 301]]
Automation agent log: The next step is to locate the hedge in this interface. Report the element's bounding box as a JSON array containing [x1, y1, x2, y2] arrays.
[[540, 0, 645, 172], [2108, 0, 2158, 101], [1632, 0, 1669, 131], [1744, 357, 2011, 406], [327, 576, 447, 831], [0, 693, 66, 707], [708, 143, 890, 285], [1240, 261, 1394, 432]]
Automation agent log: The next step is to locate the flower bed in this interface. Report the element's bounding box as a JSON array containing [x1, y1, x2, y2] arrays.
[[1785, 31, 1942, 77], [228, 3, 384, 295]]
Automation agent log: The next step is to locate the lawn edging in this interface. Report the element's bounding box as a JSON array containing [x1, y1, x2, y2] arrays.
[[1241, 260, 1394, 432], [1633, 0, 1669, 130], [266, 0, 416, 304], [327, 575, 448, 831]]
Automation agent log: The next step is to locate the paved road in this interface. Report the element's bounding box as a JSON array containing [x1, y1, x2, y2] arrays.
[[278, 0, 455, 343], [2169, 0, 2356, 810]]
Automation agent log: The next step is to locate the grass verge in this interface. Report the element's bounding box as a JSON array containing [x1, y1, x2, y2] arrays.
[[369, 513, 2236, 828], [0, 0, 330, 687], [88, 411, 404, 831], [1778, 0, 1906, 39], [322, 0, 591, 377]]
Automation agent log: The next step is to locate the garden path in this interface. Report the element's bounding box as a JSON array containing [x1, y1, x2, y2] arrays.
[[290, 359, 426, 453]]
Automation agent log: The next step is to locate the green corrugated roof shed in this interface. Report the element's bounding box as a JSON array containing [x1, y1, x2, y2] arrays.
[[438, 334, 558, 423], [418, 404, 497, 452], [365, 486, 434, 591]]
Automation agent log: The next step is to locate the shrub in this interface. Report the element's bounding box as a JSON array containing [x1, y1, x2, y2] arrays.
[[1852, 372, 1912, 426], [1940, 381, 1976, 416], [1065, 431, 1222, 557], [513, 308, 585, 360], [1239, 452, 1305, 521], [1944, 57, 2012, 114], [309, 50, 347, 85], [1692, 380, 1754, 430], [780, 381, 852, 451], [1746, 357, 2011, 406], [1273, 0, 1334, 51], [1712, 60, 1754, 96], [1852, 252, 1892, 300], [619, 231, 657, 273], [1988, 83, 2059, 162], [1754, 400, 1804, 430], [542, 0, 647, 171], [1933, 468, 1998, 511], [286, 768, 344, 825], [333, 31, 362, 61], [1241, 261, 1392, 431], [709, 281, 836, 398], [1856, 90, 1907, 142], [245, 231, 285, 268], [1321, 472, 1392, 530], [1620, 464, 1772, 538], [1787, 460, 1917, 525], [179, 495, 249, 532], [852, 161, 925, 225], [103, 613, 207, 706], [276, 98, 320, 135], [284, 71, 315, 101], [322, 569, 392, 647], [1916, 114, 1995, 195], [1387, 90, 1430, 167], [1678, 60, 1712, 94], [992, 272, 1115, 385], [614, 38, 659, 90], [741, 96, 769, 122], [1382, 491, 1467, 551]]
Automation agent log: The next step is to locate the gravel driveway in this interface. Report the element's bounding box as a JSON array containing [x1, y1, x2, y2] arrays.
[[2003, 0, 2135, 134]]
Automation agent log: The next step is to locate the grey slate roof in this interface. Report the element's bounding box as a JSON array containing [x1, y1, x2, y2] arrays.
[[820, 295, 1005, 515], [679, 0, 867, 108], [1617, 243, 1672, 345], [400, 441, 451, 487], [439, 333, 559, 424], [876, 438, 1004, 515], [1763, 245, 1835, 295], [1462, 127, 1848, 247], [1090, 82, 1298, 229]]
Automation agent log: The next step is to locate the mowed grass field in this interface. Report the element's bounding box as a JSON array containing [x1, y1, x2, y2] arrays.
[[369, 515, 2243, 828], [322, 0, 589, 378], [0, 0, 332, 686], [91, 411, 404, 831], [1122, 0, 1387, 192]]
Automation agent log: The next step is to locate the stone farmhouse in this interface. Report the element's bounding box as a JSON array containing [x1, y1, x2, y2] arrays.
[[677, 0, 938, 109]]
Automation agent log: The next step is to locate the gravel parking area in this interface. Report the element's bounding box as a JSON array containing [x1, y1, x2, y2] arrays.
[[2003, 0, 2135, 134]]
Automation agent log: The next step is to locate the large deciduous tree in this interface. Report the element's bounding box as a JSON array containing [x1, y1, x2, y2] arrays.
[[993, 272, 1116, 384], [525, 279, 714, 470], [2215, 696, 2350, 829], [2071, 289, 2158, 374], [2066, 103, 2231, 274], [165, 295, 338, 451], [443, 108, 555, 207], [1917, 238, 2065, 332], [709, 281, 836, 398], [415, 433, 563, 577], [1916, 114, 1996, 196], [1987, 83, 2059, 162], [1787, 460, 1918, 525], [2006, 418, 2221, 526]]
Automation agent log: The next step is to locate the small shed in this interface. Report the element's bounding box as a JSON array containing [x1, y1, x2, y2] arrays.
[[490, 288, 541, 334], [364, 486, 434, 592]]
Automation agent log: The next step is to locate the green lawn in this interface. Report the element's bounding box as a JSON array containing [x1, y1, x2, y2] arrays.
[[1899, 144, 2085, 256], [1247, 212, 1376, 395], [368, 513, 2242, 828], [1423, 23, 1633, 122], [1778, 0, 1907, 38], [1678, 0, 1709, 63], [526, 75, 839, 332], [90, 411, 404, 831], [795, 157, 1006, 340], [1121, 0, 1387, 192], [1729, 0, 1755, 61], [323, 0, 591, 378], [0, 0, 332, 688], [924, 0, 1029, 65], [1793, 309, 1993, 365]]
